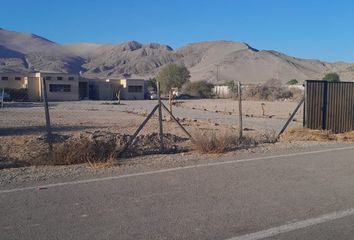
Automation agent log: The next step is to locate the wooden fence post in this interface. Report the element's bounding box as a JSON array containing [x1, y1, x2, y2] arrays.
[[41, 77, 53, 151], [238, 81, 243, 140], [169, 89, 173, 121], [157, 82, 164, 153]]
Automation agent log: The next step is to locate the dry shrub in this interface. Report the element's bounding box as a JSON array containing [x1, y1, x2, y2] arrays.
[[35, 137, 118, 166], [245, 130, 278, 145], [245, 79, 294, 101], [87, 156, 115, 169], [192, 130, 236, 153], [280, 128, 354, 142], [290, 88, 304, 101], [192, 129, 278, 154], [336, 131, 354, 141]]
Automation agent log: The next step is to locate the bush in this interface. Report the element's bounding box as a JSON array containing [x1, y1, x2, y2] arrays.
[[323, 72, 340, 82], [35, 137, 118, 165], [193, 131, 236, 153], [182, 81, 214, 98], [192, 130, 278, 154], [147, 78, 157, 91], [287, 79, 298, 85], [245, 80, 293, 100]]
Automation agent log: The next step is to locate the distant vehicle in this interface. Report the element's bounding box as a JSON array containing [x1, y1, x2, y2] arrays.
[[146, 91, 158, 100], [150, 93, 158, 100]]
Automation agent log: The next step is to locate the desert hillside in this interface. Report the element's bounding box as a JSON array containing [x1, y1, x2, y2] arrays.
[[0, 28, 84, 73], [1, 28, 354, 83]]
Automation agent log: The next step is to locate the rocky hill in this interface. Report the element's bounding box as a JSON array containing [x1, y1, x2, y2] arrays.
[[1, 28, 354, 83], [69, 41, 182, 79], [0, 28, 84, 73]]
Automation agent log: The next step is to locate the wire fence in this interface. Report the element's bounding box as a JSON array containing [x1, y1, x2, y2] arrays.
[[0, 82, 304, 168]]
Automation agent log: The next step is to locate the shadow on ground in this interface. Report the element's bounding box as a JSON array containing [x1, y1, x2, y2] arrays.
[[0, 125, 100, 136]]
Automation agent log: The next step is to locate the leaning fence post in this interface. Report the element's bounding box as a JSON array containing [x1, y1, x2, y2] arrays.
[[157, 82, 164, 153], [278, 97, 305, 138], [238, 81, 243, 140], [41, 77, 52, 151]]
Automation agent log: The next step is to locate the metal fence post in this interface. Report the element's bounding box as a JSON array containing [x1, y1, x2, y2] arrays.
[[41, 77, 53, 151], [157, 82, 164, 153]]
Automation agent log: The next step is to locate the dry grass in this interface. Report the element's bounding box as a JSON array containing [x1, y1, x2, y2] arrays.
[[243, 130, 278, 145], [35, 137, 118, 166], [280, 128, 354, 142], [192, 130, 237, 153], [192, 129, 278, 154], [87, 156, 115, 169]]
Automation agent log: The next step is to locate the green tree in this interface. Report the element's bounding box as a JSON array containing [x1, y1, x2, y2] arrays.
[[183, 81, 214, 98], [225, 80, 237, 93], [156, 63, 190, 93], [323, 72, 340, 82], [147, 78, 157, 91], [287, 79, 298, 85]]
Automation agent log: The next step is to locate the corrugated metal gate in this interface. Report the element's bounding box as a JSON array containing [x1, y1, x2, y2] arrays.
[[304, 80, 354, 133]]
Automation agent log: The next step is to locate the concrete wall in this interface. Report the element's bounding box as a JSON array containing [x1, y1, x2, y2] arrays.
[[213, 85, 231, 98], [120, 79, 145, 100], [27, 76, 41, 101], [40, 73, 79, 101], [102, 78, 146, 100], [0, 73, 27, 89], [0, 72, 80, 101]]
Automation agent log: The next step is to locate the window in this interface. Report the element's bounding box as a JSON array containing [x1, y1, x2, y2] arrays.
[[128, 85, 143, 93], [45, 76, 52, 80], [1, 77, 8, 80], [68, 76, 75, 81], [57, 77, 63, 80], [15, 77, 21, 80], [49, 84, 71, 92]]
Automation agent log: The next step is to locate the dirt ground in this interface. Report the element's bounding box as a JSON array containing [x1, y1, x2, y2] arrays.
[[0, 99, 303, 168]]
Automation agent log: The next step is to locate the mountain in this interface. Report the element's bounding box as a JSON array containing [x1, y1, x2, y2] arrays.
[[176, 41, 353, 83], [1, 28, 354, 83], [66, 41, 181, 79], [0, 28, 84, 73]]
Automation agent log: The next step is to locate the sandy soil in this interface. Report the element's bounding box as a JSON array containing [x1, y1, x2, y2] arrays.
[[177, 99, 303, 120]]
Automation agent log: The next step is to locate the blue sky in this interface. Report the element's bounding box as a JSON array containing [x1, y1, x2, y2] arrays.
[[2, 0, 354, 62]]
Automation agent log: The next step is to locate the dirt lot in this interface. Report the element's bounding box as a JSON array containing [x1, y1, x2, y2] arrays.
[[0, 99, 303, 168]]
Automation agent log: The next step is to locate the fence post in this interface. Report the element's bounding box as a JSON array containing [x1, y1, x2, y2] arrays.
[[169, 89, 173, 121], [41, 77, 53, 151], [157, 82, 164, 153], [278, 97, 305, 138], [1, 88, 4, 109], [238, 82, 243, 139]]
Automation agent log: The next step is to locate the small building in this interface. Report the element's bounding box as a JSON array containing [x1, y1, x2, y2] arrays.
[[212, 85, 232, 98], [89, 78, 146, 100], [0, 71, 85, 101], [40, 72, 82, 101], [0, 72, 145, 101]]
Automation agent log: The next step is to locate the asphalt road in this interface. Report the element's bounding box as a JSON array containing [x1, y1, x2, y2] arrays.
[[1, 146, 354, 240]]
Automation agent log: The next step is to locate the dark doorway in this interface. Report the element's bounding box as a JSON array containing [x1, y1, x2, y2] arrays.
[[79, 82, 88, 100]]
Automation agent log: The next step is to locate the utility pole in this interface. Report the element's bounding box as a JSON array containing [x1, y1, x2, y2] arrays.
[[216, 64, 220, 82]]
